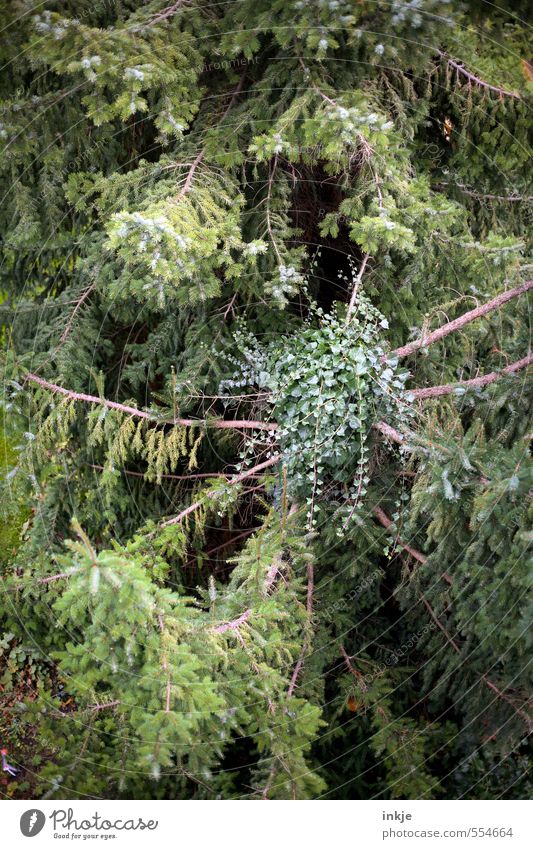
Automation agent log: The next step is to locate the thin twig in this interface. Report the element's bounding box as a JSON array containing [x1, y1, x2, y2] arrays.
[[265, 154, 282, 264], [373, 506, 452, 585], [143, 1, 190, 28], [340, 645, 369, 691], [38, 572, 73, 584], [59, 283, 95, 345], [346, 253, 371, 321], [88, 463, 264, 481], [160, 456, 280, 527], [184, 528, 256, 569], [176, 149, 205, 200], [89, 700, 120, 712]]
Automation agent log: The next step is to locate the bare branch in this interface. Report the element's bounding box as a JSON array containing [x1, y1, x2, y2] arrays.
[[346, 253, 371, 321], [373, 506, 452, 585], [412, 353, 532, 399], [373, 420, 405, 444], [439, 52, 521, 99], [24, 373, 277, 432], [161, 455, 280, 527], [287, 558, 314, 697], [387, 280, 532, 361], [176, 149, 205, 200], [212, 608, 252, 634], [381, 519, 532, 728], [38, 572, 73, 584]]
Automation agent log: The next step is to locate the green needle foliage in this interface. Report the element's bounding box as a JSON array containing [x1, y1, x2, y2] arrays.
[[0, 0, 531, 800]]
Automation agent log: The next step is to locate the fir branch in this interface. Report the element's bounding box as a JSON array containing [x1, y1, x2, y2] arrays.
[[372, 506, 453, 585], [24, 373, 277, 431], [301, 61, 375, 165], [160, 455, 280, 526], [418, 591, 532, 730], [157, 614, 171, 713], [438, 52, 521, 99], [481, 678, 532, 729], [412, 353, 532, 399], [374, 421, 460, 462], [287, 557, 314, 697], [374, 507, 531, 728], [175, 71, 247, 200], [388, 280, 533, 360], [4, 5, 531, 795], [434, 183, 533, 203], [211, 608, 252, 634]]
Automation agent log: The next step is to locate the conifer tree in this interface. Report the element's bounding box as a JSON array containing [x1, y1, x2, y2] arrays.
[[0, 0, 531, 799]]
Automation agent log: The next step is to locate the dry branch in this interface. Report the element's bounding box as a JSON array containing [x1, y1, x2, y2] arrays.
[[412, 353, 532, 399], [373, 506, 452, 585], [388, 280, 532, 360], [438, 52, 521, 99], [160, 455, 280, 526], [376, 508, 532, 728], [25, 373, 277, 432], [373, 421, 405, 444], [212, 608, 252, 634], [287, 558, 315, 697]]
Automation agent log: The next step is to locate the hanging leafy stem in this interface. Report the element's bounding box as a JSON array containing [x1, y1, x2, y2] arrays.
[[221, 281, 412, 529]]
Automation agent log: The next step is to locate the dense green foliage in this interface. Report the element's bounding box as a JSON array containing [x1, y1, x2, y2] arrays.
[[0, 1, 531, 800]]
